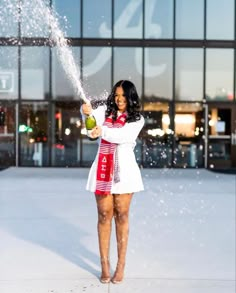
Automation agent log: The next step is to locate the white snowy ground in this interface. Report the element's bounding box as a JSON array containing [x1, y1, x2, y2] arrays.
[[0, 167, 235, 293]]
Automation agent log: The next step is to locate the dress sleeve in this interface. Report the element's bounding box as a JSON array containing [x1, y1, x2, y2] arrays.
[[101, 116, 145, 144], [91, 105, 106, 126]]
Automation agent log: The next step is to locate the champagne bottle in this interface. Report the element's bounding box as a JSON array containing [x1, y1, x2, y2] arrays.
[[85, 114, 97, 140]]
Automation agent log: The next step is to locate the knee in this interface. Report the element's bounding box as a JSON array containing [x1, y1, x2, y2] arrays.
[[114, 210, 129, 224], [98, 209, 113, 224]]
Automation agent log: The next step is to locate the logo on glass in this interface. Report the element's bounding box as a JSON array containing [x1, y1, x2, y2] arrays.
[[0, 72, 14, 93]]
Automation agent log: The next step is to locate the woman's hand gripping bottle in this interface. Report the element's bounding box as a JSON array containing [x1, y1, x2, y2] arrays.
[[82, 102, 98, 140]]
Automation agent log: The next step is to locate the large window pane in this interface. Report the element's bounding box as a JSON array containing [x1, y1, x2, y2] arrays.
[[19, 102, 49, 166], [0, 47, 18, 100], [81, 46, 112, 167], [141, 102, 172, 167], [114, 0, 143, 39], [145, 0, 173, 39], [174, 103, 204, 168], [51, 102, 99, 167], [82, 47, 111, 100], [206, 0, 234, 40], [0, 0, 18, 37], [52, 47, 81, 100], [52, 0, 80, 38], [175, 49, 203, 101], [52, 102, 82, 167], [21, 47, 49, 100], [176, 0, 204, 39], [114, 47, 142, 94], [206, 49, 234, 101], [21, 0, 50, 37], [83, 0, 111, 38], [144, 48, 173, 101]]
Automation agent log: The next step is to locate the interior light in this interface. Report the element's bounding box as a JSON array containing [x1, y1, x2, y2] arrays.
[[147, 128, 164, 137], [76, 120, 81, 127], [209, 120, 215, 126], [162, 114, 170, 125], [166, 128, 173, 135], [19, 124, 33, 133], [175, 114, 195, 124], [55, 112, 61, 119], [65, 128, 71, 135]]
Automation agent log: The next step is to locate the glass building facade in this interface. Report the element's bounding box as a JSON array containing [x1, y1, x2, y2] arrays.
[[0, 0, 236, 170]]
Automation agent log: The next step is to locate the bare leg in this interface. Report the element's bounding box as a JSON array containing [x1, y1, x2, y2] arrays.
[[112, 193, 133, 283], [95, 194, 114, 283]]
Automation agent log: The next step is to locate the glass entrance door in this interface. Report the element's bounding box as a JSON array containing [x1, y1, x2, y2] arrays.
[[207, 104, 236, 170], [19, 102, 49, 166], [0, 102, 15, 168]]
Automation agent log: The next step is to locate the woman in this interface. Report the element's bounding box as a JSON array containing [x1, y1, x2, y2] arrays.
[[82, 80, 144, 284]]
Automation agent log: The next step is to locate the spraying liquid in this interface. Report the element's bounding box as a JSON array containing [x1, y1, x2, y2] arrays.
[[0, 0, 90, 104]]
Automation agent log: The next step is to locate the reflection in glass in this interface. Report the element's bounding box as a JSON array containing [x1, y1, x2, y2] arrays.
[[52, 0, 81, 37], [206, 0, 234, 40], [52, 47, 81, 100], [83, 0, 111, 38], [114, 0, 142, 38], [145, 0, 173, 39], [175, 49, 203, 101], [208, 108, 231, 169], [114, 47, 142, 95], [21, 0, 50, 37], [141, 102, 172, 167], [176, 0, 204, 39], [0, 102, 15, 167], [21, 47, 49, 100], [52, 102, 83, 166], [144, 48, 173, 101], [82, 47, 111, 100], [174, 103, 204, 168], [0, 0, 18, 37], [206, 49, 234, 101], [0, 47, 18, 100], [208, 108, 231, 136], [19, 102, 49, 166]]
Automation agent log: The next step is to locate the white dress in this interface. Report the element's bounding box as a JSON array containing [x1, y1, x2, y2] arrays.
[[86, 105, 145, 194]]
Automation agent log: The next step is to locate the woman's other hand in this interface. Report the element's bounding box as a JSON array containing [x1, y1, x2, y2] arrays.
[[82, 103, 92, 115], [90, 126, 102, 138]]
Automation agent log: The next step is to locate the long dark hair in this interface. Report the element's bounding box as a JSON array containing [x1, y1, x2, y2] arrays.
[[105, 80, 141, 123]]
